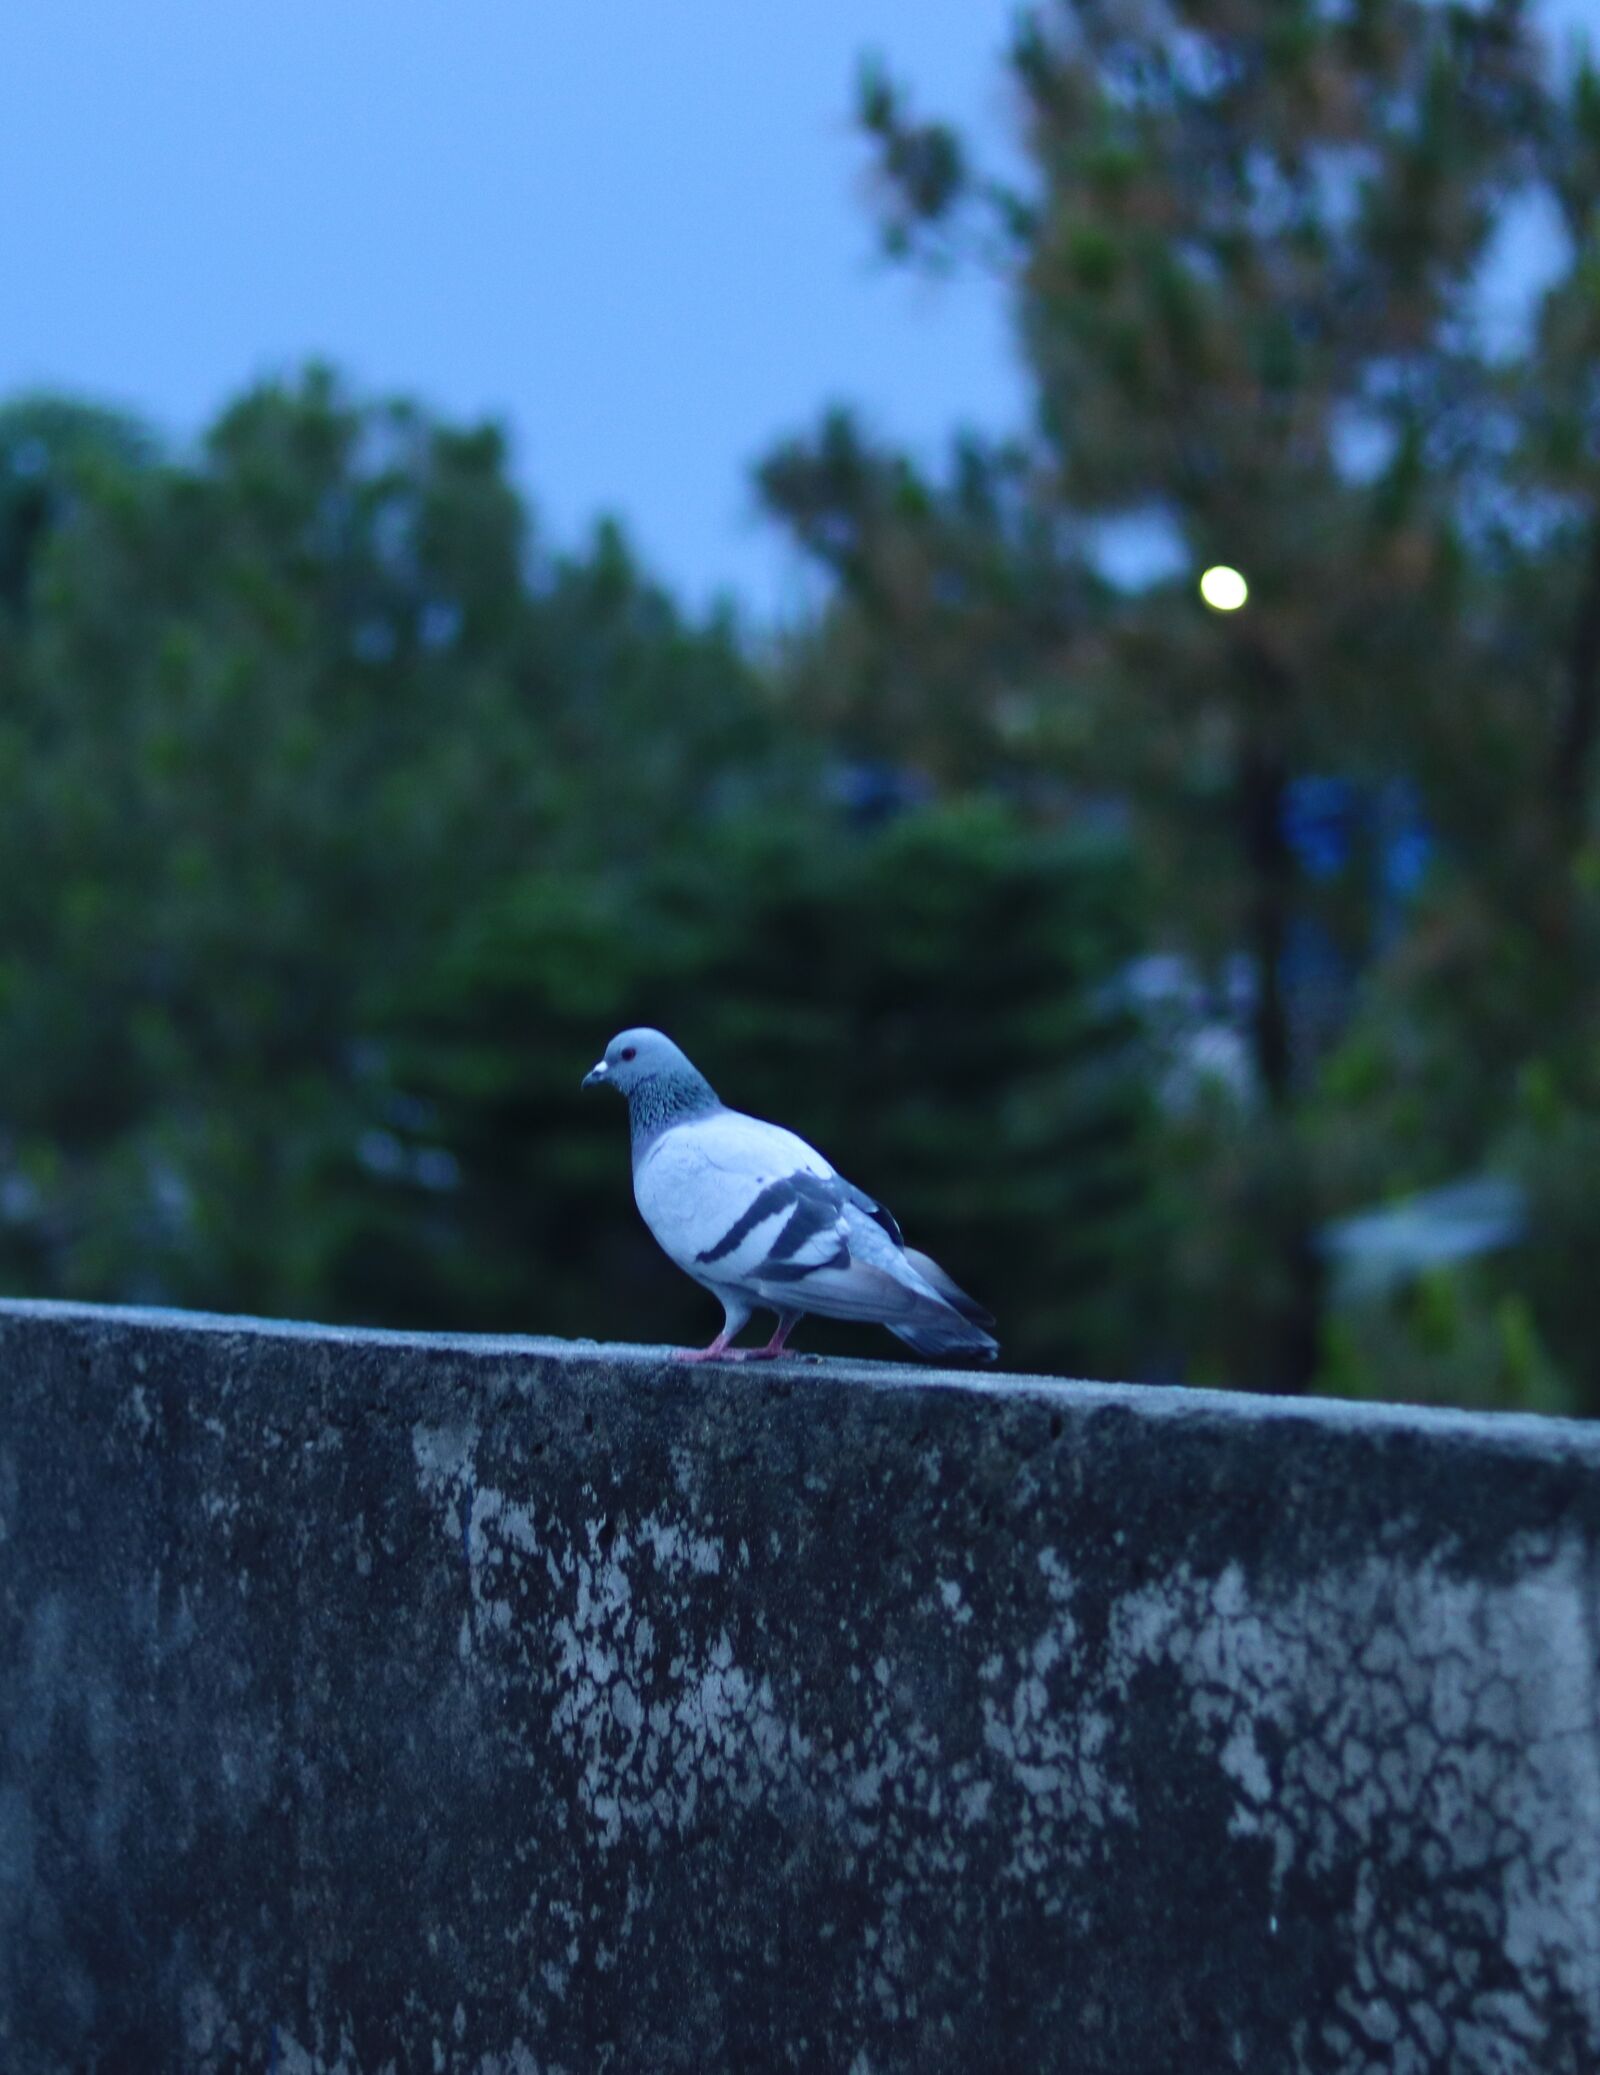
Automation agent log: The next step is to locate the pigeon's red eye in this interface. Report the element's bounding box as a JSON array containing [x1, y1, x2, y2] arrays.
[[621, 1046, 637, 1062]]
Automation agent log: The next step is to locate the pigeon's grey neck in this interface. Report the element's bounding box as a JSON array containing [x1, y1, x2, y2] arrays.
[[627, 1064, 720, 1159]]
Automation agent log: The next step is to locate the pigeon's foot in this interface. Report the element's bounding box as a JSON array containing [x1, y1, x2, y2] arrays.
[[743, 1313, 800, 1362], [671, 1339, 740, 1364], [741, 1335, 797, 1363]]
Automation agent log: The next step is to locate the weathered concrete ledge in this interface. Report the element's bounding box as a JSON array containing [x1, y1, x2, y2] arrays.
[[2, 1298, 1598, 2073]]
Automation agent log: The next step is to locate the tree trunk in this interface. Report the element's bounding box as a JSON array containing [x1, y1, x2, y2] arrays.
[[1551, 512, 1600, 858], [1238, 726, 1294, 1108], [1237, 668, 1323, 1395]]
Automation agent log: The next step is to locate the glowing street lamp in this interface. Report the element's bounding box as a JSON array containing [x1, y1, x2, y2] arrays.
[[1199, 565, 1249, 612]]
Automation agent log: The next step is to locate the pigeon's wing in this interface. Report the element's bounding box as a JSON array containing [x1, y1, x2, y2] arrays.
[[837, 1178, 903, 1247], [634, 1109, 852, 1288], [744, 1189, 942, 1322], [752, 1177, 999, 1353]]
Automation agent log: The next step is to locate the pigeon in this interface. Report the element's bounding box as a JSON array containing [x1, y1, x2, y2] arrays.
[[582, 1027, 998, 1364]]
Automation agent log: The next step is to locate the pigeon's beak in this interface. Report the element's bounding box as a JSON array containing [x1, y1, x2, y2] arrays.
[[581, 1059, 610, 1090]]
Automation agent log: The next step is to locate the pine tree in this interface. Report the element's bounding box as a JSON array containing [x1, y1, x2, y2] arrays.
[[764, 0, 1553, 1392]]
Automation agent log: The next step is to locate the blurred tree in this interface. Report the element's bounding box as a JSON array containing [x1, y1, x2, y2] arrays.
[[763, 0, 1560, 1393], [1311, 39, 1600, 1410], [0, 397, 152, 616], [759, 412, 1099, 786], [0, 369, 773, 1317]]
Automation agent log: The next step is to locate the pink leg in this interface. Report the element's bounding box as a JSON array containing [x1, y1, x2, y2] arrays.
[[672, 1336, 730, 1369], [672, 1330, 737, 1364], [743, 1313, 801, 1361]]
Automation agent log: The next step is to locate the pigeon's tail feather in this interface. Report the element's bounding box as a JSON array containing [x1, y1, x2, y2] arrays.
[[888, 1312, 999, 1362], [901, 1248, 996, 1331]]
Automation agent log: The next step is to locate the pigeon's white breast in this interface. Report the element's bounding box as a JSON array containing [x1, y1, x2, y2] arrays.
[[634, 1109, 834, 1283]]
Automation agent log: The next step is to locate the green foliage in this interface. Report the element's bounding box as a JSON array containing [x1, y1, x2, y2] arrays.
[[0, 370, 778, 1319], [1320, 1275, 1573, 1419], [762, 0, 1600, 1409], [0, 396, 153, 613]]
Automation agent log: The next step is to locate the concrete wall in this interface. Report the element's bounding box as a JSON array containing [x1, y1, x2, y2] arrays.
[[1, 1298, 1597, 2074]]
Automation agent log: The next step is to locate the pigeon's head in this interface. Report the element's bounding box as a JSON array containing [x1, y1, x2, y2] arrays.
[[581, 1027, 697, 1098]]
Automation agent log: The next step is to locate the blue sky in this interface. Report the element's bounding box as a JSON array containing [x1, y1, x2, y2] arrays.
[[3, 1, 1024, 619], [4, 2, 1592, 619]]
